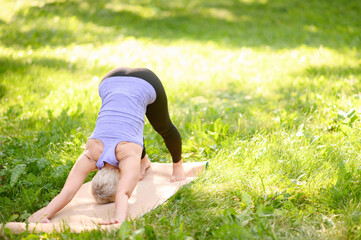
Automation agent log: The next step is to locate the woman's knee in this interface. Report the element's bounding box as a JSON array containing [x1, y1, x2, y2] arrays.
[[115, 142, 142, 162], [154, 123, 176, 137]]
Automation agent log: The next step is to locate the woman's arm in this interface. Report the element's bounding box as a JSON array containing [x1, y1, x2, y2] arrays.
[[99, 155, 140, 225], [100, 142, 142, 225], [29, 151, 97, 223]]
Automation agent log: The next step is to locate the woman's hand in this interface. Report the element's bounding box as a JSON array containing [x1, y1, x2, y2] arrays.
[[38, 217, 51, 223], [28, 214, 51, 224], [99, 219, 122, 225]]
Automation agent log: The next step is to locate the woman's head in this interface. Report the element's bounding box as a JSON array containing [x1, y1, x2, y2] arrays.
[[91, 167, 119, 204]]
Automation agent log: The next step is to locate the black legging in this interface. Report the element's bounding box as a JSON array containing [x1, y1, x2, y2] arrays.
[[102, 67, 182, 163]]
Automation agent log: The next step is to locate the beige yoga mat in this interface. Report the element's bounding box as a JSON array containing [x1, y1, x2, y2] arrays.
[[2, 162, 207, 234]]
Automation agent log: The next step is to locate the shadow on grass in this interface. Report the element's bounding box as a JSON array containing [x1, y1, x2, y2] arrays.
[[0, 56, 74, 75], [139, 177, 315, 239], [138, 183, 229, 238], [323, 159, 361, 210], [0, 55, 78, 99], [302, 65, 361, 79], [0, 84, 5, 100], [1, 0, 360, 50]]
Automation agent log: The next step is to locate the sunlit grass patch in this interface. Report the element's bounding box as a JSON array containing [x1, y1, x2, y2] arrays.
[[1, 0, 361, 239]]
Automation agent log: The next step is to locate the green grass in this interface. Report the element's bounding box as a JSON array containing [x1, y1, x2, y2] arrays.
[[1, 0, 361, 239]]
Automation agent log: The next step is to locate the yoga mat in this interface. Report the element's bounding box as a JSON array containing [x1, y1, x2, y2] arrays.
[[1, 162, 207, 234]]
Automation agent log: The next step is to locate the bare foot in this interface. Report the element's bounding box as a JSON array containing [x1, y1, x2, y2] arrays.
[[170, 159, 186, 182], [139, 155, 151, 180]]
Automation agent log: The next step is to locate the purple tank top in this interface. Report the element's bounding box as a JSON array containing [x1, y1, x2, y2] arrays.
[[89, 76, 156, 169]]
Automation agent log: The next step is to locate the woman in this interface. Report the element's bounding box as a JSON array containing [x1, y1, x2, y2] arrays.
[[30, 67, 186, 224]]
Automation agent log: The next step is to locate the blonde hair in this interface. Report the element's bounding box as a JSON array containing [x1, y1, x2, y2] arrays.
[[91, 167, 120, 204]]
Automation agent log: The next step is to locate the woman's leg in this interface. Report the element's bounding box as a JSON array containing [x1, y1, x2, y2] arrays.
[[139, 139, 150, 180], [140, 70, 185, 181]]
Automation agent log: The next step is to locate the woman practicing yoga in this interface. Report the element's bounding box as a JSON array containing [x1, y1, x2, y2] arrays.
[[30, 67, 186, 224]]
